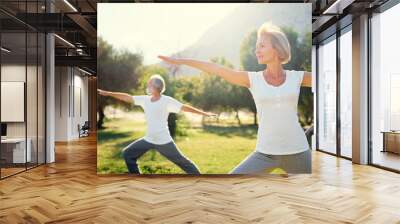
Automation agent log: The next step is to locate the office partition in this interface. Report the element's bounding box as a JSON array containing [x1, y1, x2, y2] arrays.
[[370, 2, 400, 172], [0, 1, 47, 179]]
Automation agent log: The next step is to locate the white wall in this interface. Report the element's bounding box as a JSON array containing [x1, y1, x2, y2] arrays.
[[1, 66, 26, 131], [1, 65, 35, 139], [55, 66, 69, 141], [1, 63, 46, 164], [54, 67, 89, 141]]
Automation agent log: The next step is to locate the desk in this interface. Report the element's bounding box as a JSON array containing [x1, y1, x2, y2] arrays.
[[381, 131, 400, 154], [1, 138, 31, 163]]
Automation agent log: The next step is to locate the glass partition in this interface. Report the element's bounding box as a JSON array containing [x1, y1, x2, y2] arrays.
[[317, 35, 337, 155], [0, 1, 46, 179], [38, 32, 45, 165], [27, 30, 38, 169], [371, 3, 400, 171], [1, 30, 28, 177], [339, 27, 352, 158]]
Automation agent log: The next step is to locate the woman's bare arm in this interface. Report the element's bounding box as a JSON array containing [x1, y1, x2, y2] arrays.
[[98, 89, 133, 104], [181, 104, 216, 117], [301, 72, 312, 88], [158, 55, 250, 88]]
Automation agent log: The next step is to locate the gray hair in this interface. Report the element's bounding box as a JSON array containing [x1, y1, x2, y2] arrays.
[[257, 22, 291, 64], [149, 74, 166, 93]]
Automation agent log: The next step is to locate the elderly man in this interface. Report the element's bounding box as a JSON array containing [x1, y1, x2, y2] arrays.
[[98, 74, 215, 174]]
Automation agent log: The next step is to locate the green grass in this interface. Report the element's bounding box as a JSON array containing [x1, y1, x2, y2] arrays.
[[97, 117, 257, 174]]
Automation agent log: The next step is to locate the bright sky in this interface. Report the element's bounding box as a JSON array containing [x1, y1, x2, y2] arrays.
[[98, 3, 240, 65]]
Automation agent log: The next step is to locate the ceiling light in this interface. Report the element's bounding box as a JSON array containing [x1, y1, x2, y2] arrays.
[[54, 34, 75, 48], [1, 47, 11, 53], [63, 0, 78, 12], [322, 0, 353, 15], [78, 67, 92, 76]]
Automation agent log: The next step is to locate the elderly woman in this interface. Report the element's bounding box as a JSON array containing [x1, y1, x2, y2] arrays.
[[98, 74, 215, 174], [159, 22, 312, 174]]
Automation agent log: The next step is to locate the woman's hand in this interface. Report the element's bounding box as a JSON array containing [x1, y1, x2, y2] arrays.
[[158, 55, 184, 65], [158, 55, 249, 88], [98, 89, 109, 96]]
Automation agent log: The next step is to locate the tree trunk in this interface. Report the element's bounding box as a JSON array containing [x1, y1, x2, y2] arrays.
[[236, 110, 241, 126], [97, 104, 106, 129], [201, 115, 205, 125]]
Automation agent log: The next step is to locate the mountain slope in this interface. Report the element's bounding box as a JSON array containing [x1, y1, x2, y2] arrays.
[[157, 3, 311, 76]]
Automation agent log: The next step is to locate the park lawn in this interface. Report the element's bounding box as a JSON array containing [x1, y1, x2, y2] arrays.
[[97, 117, 257, 174]]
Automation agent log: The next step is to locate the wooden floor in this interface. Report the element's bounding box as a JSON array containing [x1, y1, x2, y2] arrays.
[[1, 135, 400, 223], [1, 167, 26, 177], [1, 163, 45, 178], [372, 150, 400, 171]]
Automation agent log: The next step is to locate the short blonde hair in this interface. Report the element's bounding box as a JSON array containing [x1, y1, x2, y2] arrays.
[[257, 22, 291, 64], [149, 74, 166, 93]]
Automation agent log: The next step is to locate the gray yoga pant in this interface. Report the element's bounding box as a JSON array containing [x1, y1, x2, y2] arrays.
[[122, 138, 201, 174], [230, 149, 312, 174]]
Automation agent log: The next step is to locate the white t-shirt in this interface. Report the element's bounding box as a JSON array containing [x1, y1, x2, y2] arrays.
[[132, 95, 183, 145], [247, 70, 310, 155]]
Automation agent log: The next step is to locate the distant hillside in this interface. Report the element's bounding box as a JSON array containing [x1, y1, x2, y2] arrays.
[[156, 3, 311, 76]]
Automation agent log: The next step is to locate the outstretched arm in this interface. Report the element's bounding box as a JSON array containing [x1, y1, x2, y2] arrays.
[[158, 55, 250, 88], [98, 89, 133, 104], [181, 104, 216, 117]]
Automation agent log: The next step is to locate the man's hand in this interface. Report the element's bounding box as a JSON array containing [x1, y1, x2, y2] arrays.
[[97, 89, 133, 104], [204, 112, 218, 117], [181, 104, 217, 117]]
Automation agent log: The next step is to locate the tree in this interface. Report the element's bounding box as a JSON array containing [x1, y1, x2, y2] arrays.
[[97, 37, 143, 129], [185, 57, 253, 125]]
